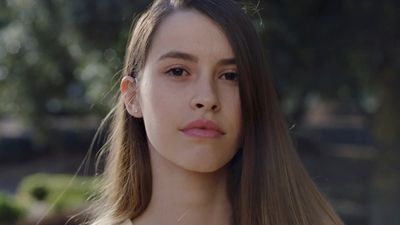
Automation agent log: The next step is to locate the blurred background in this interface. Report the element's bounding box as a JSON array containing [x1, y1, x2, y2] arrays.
[[0, 0, 399, 224]]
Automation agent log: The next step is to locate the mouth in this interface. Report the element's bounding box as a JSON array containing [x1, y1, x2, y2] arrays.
[[180, 128, 224, 139], [180, 119, 225, 139]]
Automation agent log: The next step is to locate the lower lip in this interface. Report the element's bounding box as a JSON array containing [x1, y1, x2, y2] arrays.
[[181, 128, 224, 138]]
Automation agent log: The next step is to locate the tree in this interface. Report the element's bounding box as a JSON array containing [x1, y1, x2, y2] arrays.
[[259, 1, 399, 224]]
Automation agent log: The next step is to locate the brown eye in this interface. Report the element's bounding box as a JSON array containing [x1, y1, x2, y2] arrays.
[[166, 67, 188, 77], [220, 72, 238, 81]]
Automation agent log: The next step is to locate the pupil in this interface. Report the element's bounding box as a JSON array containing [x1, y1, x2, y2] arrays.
[[226, 73, 236, 80], [172, 68, 182, 75]]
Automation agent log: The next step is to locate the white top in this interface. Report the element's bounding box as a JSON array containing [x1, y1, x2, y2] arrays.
[[121, 219, 133, 225]]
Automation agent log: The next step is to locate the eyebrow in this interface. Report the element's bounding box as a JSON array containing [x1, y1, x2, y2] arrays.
[[158, 51, 236, 66], [158, 51, 198, 62], [217, 58, 236, 66]]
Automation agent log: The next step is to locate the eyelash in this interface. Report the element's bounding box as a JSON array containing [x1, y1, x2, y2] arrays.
[[166, 67, 188, 78], [220, 72, 238, 81], [165, 67, 238, 81]]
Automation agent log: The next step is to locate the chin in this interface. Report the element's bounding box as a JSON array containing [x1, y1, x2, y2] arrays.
[[178, 158, 232, 174]]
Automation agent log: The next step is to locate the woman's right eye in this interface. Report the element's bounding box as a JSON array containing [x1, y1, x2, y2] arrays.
[[165, 67, 188, 78]]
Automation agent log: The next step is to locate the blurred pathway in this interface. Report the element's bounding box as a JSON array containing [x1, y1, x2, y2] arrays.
[[0, 153, 86, 194]]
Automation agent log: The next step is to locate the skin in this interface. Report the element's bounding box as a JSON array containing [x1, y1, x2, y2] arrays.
[[121, 9, 242, 225]]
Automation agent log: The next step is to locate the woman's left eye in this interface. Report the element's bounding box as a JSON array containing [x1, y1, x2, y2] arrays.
[[165, 67, 188, 78], [220, 72, 238, 81]]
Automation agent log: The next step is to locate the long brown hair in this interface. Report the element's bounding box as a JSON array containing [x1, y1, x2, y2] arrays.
[[89, 0, 345, 225]]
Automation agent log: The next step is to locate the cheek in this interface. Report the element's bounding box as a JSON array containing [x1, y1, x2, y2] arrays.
[[140, 81, 165, 123], [140, 79, 181, 118], [138, 78, 183, 142], [229, 91, 243, 146], [221, 87, 241, 123]]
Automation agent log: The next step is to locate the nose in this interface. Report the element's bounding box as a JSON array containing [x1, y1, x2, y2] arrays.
[[190, 79, 221, 112]]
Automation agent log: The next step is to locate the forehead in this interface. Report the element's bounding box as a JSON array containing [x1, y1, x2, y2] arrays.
[[146, 9, 235, 63]]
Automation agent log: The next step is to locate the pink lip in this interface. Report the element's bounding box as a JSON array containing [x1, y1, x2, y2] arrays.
[[180, 119, 225, 138]]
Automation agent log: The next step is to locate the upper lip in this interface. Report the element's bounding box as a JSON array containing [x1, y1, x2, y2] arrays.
[[180, 119, 225, 134]]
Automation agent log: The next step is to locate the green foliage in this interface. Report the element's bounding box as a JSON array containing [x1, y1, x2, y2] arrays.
[[0, 0, 150, 148], [0, 192, 25, 224], [16, 173, 97, 213], [0, 0, 149, 121], [259, 0, 399, 115]]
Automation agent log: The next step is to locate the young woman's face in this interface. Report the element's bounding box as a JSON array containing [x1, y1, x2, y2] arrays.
[[137, 10, 242, 173]]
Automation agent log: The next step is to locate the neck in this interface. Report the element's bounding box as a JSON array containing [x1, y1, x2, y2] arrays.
[[133, 146, 233, 225]]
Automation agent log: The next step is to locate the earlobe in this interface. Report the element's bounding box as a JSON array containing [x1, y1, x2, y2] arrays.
[[120, 76, 142, 118]]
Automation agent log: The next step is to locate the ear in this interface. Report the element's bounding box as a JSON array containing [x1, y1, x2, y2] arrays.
[[120, 76, 142, 118]]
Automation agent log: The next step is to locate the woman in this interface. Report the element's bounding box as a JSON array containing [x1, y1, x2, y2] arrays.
[[89, 0, 344, 225]]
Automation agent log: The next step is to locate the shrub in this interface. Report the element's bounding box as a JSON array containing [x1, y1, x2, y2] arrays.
[[16, 173, 97, 214], [0, 192, 25, 224]]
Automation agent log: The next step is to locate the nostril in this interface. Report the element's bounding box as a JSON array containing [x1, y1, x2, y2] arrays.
[[196, 103, 204, 108]]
